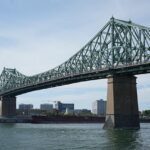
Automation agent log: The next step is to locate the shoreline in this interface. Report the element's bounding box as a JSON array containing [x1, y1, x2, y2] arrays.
[[0, 116, 150, 123]]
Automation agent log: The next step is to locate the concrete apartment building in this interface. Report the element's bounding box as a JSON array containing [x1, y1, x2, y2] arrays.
[[92, 99, 106, 116], [40, 104, 53, 112], [18, 104, 33, 116], [19, 104, 33, 110]]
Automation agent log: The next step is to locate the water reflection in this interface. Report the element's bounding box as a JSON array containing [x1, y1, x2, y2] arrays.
[[105, 129, 141, 150], [0, 123, 16, 128]]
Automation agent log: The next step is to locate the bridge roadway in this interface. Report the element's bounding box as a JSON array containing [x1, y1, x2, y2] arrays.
[[0, 17, 150, 129], [0, 62, 150, 97]]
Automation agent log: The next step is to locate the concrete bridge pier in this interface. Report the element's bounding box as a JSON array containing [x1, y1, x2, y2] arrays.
[[0, 96, 16, 117], [103, 75, 140, 129]]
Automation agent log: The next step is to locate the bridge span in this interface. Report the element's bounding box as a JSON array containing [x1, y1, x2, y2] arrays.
[[0, 17, 150, 128]]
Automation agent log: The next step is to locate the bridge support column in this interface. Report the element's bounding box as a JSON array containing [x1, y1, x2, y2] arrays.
[[103, 75, 140, 129], [0, 96, 16, 117]]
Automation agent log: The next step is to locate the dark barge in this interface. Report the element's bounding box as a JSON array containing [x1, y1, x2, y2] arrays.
[[31, 115, 105, 123]]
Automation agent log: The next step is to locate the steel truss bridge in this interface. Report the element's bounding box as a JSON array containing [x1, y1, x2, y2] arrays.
[[0, 17, 150, 96]]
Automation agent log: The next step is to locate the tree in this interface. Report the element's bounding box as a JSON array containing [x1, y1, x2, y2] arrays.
[[142, 110, 150, 117]]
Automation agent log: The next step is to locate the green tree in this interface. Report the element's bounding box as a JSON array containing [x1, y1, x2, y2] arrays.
[[143, 110, 150, 116]]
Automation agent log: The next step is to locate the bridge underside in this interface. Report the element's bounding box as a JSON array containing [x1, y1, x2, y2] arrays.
[[104, 75, 140, 129]]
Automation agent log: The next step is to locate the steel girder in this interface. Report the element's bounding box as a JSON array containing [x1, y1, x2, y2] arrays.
[[0, 17, 150, 96]]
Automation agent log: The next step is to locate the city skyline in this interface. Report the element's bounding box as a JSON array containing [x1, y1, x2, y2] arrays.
[[17, 99, 106, 110], [0, 0, 150, 110]]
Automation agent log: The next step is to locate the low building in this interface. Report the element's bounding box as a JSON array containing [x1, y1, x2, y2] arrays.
[[40, 104, 53, 112], [19, 104, 33, 110], [18, 104, 33, 116], [92, 99, 106, 116], [74, 109, 91, 116], [55, 101, 74, 113], [65, 108, 74, 115]]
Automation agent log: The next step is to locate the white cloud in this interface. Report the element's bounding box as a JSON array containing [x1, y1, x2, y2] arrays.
[[0, 0, 150, 110], [138, 87, 150, 111]]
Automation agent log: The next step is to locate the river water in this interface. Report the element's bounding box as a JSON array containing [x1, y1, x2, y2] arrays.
[[0, 123, 149, 150]]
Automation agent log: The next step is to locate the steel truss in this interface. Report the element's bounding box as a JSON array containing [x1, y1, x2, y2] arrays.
[[0, 17, 150, 96]]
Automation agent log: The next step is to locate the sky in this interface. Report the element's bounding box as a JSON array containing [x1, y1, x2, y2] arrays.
[[0, 0, 150, 110]]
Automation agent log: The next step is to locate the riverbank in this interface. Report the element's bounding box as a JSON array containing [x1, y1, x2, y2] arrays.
[[0, 115, 105, 123], [0, 116, 150, 123]]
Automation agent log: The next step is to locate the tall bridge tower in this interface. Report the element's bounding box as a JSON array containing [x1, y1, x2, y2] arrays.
[[103, 75, 139, 128]]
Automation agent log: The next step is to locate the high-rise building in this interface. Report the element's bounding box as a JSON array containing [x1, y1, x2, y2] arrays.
[[55, 101, 74, 113], [40, 104, 53, 112], [92, 99, 106, 115]]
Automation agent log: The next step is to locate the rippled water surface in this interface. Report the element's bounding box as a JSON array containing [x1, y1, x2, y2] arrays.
[[0, 123, 150, 150]]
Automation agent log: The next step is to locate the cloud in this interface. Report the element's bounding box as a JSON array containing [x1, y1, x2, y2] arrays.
[[138, 87, 150, 111], [0, 0, 150, 110]]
